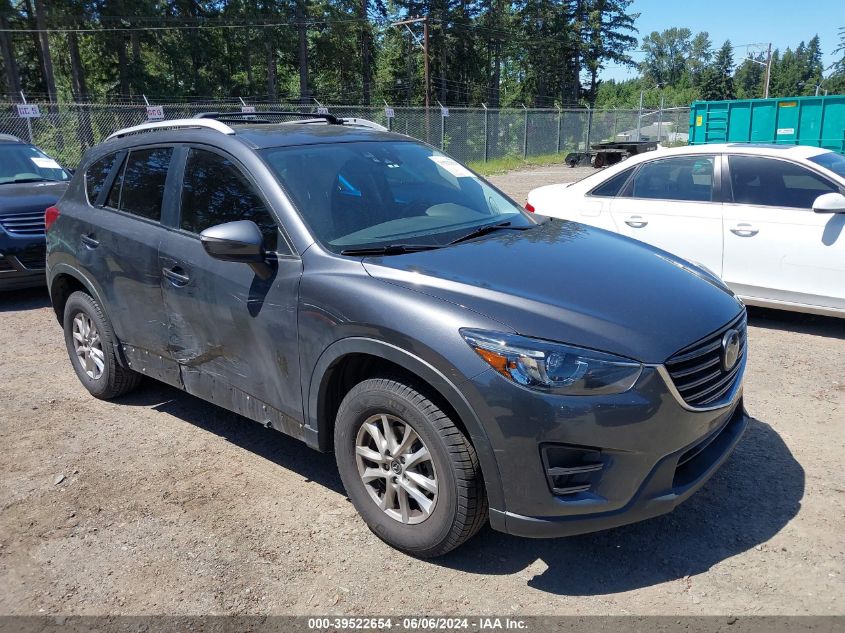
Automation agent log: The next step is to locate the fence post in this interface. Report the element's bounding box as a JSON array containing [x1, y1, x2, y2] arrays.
[[383, 99, 393, 132], [556, 107, 562, 153], [585, 106, 593, 151], [657, 94, 664, 144], [522, 104, 528, 158], [613, 109, 618, 140], [438, 101, 446, 151], [482, 103, 489, 162], [20, 91, 34, 144]]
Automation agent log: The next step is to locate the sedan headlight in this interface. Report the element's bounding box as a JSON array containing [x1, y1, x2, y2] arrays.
[[461, 329, 642, 395]]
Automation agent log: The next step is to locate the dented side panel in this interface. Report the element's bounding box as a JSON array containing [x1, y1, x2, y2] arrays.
[[158, 229, 305, 427]]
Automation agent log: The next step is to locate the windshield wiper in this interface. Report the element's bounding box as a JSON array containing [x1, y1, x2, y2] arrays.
[[447, 221, 532, 246], [340, 244, 443, 256], [1, 177, 53, 185]]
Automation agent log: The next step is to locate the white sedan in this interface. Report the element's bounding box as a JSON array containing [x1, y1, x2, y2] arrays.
[[526, 144, 845, 318]]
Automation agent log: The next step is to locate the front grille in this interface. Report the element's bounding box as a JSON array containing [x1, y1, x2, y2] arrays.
[[665, 312, 747, 409], [15, 245, 46, 270], [0, 210, 46, 236]]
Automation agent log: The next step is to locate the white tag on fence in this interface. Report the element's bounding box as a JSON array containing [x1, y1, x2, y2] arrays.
[[146, 106, 165, 121], [16, 104, 40, 118]]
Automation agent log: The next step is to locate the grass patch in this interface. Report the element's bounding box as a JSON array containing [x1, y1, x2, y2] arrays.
[[467, 152, 569, 176]]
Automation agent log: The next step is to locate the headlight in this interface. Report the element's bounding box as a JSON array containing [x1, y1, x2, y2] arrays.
[[461, 329, 642, 395]]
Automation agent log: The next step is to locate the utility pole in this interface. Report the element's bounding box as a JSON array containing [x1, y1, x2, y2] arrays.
[[391, 16, 431, 142], [764, 43, 772, 99], [391, 17, 430, 110], [423, 18, 430, 110]]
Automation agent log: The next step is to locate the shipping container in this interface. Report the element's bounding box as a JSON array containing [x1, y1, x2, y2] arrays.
[[689, 95, 845, 153]]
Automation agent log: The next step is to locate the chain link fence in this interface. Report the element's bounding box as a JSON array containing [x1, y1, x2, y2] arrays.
[[0, 101, 691, 168]]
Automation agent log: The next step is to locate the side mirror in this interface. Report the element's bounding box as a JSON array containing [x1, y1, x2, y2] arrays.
[[200, 220, 265, 262], [813, 192, 845, 214], [200, 220, 273, 280]]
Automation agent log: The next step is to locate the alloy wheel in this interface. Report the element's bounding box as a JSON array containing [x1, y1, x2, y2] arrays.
[[355, 413, 438, 525], [72, 312, 104, 380]]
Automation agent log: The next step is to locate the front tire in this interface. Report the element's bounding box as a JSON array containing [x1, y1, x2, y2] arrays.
[[335, 377, 488, 557], [63, 291, 141, 399]]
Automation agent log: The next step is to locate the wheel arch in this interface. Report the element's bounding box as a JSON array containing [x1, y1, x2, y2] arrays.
[[48, 264, 108, 325], [305, 337, 505, 511]]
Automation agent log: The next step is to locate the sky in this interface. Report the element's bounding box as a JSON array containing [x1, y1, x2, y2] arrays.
[[601, 0, 844, 82]]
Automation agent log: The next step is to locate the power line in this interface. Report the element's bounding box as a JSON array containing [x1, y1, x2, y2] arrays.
[[0, 17, 373, 34]]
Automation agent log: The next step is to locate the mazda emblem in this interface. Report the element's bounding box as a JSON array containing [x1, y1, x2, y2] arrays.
[[721, 329, 741, 371]]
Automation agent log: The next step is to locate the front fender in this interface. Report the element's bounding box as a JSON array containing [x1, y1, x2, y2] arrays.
[[305, 336, 505, 512]]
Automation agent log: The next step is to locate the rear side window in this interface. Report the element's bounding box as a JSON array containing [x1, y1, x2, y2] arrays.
[[106, 147, 172, 221], [179, 149, 279, 251], [85, 153, 120, 205], [589, 167, 635, 197], [630, 156, 715, 202], [729, 155, 838, 209]]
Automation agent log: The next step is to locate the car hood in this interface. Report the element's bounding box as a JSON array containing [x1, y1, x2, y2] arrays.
[[0, 180, 67, 216], [362, 221, 744, 364]]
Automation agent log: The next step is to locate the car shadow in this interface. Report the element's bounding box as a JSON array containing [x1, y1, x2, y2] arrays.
[[431, 417, 803, 595], [118, 382, 802, 595], [0, 286, 51, 312], [116, 382, 345, 496], [746, 306, 845, 340]]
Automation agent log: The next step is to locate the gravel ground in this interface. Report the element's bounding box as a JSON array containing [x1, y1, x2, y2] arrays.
[[1, 161, 843, 616]]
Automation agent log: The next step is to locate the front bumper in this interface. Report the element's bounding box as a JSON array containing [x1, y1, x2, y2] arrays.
[[0, 239, 47, 291], [463, 365, 749, 538]]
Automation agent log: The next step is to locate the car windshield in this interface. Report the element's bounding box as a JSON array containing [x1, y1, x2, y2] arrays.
[[0, 143, 70, 184], [808, 151, 845, 179], [260, 141, 532, 253]]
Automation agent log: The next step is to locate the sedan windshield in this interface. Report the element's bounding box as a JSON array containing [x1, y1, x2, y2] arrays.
[[808, 151, 845, 179], [260, 141, 533, 253], [0, 144, 70, 184]]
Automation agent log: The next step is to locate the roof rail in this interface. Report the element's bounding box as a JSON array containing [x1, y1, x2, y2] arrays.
[[339, 118, 389, 132], [0, 133, 23, 143], [105, 118, 235, 141], [196, 111, 342, 125]]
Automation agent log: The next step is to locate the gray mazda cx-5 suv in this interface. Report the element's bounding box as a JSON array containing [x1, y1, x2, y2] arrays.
[[46, 113, 749, 557]]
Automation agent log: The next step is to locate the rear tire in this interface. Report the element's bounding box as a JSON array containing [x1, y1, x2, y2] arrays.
[[335, 377, 488, 557], [63, 291, 141, 399]]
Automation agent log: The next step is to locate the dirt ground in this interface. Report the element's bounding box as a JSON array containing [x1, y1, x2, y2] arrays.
[[1, 162, 843, 616]]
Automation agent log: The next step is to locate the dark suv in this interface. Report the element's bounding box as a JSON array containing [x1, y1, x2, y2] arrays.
[[0, 134, 70, 290], [47, 114, 749, 556]]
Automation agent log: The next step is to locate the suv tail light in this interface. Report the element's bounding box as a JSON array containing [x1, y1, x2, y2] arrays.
[[524, 202, 535, 213], [45, 206, 60, 231]]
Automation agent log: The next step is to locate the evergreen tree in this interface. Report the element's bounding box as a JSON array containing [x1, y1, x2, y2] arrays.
[[699, 40, 734, 101]]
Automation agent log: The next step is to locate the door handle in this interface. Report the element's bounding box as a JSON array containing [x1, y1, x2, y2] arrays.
[[80, 234, 99, 249], [730, 223, 759, 237], [163, 266, 190, 287], [624, 215, 648, 228]]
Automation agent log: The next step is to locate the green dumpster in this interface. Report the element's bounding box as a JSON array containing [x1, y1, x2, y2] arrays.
[[689, 95, 845, 153]]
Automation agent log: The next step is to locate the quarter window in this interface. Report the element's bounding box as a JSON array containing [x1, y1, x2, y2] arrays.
[[728, 155, 838, 209], [630, 156, 715, 202], [589, 167, 635, 197], [179, 149, 279, 251], [85, 153, 120, 205], [106, 147, 172, 221]]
